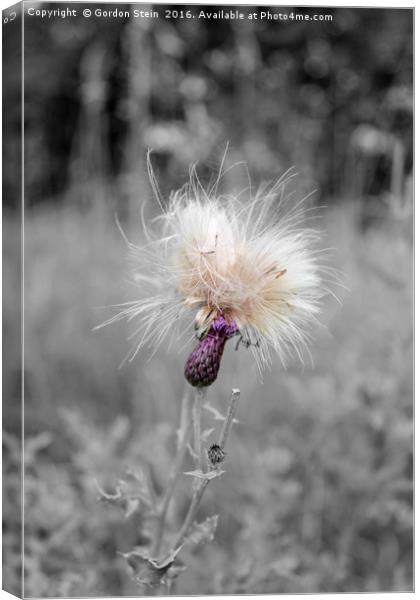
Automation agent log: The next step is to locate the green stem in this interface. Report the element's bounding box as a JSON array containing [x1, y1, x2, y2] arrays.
[[151, 389, 192, 559], [173, 478, 209, 549], [171, 388, 241, 550], [218, 388, 240, 450], [193, 388, 206, 471]]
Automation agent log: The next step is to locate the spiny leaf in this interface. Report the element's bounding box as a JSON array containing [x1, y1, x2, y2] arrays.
[[185, 515, 219, 546], [120, 546, 183, 588]]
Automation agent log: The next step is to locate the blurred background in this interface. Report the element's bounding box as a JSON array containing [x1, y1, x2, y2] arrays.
[[3, 3, 413, 596]]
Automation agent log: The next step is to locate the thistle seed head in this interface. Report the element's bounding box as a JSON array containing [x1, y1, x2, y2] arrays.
[[98, 156, 336, 374]]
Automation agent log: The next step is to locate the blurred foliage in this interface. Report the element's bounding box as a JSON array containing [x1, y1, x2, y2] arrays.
[[3, 201, 413, 595], [2, 3, 413, 597], [3, 4, 413, 210]]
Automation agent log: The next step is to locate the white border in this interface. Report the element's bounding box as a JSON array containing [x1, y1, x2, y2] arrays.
[[0, 2, 415, 600]]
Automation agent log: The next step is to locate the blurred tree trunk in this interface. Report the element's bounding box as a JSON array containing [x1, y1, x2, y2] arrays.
[[232, 20, 260, 145], [226, 21, 263, 192], [69, 40, 113, 217], [120, 11, 153, 233]]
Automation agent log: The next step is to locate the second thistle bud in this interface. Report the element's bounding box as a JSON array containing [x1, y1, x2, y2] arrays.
[[184, 315, 238, 388], [207, 443, 226, 467]]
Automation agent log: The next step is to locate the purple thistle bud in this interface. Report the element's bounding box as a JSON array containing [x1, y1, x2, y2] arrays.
[[184, 315, 238, 387]]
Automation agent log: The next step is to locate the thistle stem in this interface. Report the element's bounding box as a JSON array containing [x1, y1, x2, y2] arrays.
[[172, 388, 241, 550], [193, 388, 206, 472], [173, 479, 209, 549], [218, 388, 240, 450], [152, 389, 192, 559]]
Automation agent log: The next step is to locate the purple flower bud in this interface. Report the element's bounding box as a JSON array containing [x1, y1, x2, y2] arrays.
[[184, 315, 238, 387]]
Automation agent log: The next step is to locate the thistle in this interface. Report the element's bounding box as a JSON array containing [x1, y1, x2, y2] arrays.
[[184, 314, 238, 387], [95, 154, 334, 591], [98, 155, 330, 387]]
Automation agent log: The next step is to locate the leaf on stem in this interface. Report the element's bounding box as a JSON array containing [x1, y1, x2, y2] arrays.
[[203, 402, 225, 421], [94, 472, 155, 519], [203, 402, 239, 424], [120, 546, 183, 588], [183, 469, 225, 480]]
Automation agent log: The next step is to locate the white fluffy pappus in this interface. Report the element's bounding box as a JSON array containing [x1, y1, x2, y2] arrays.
[[98, 157, 336, 372]]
